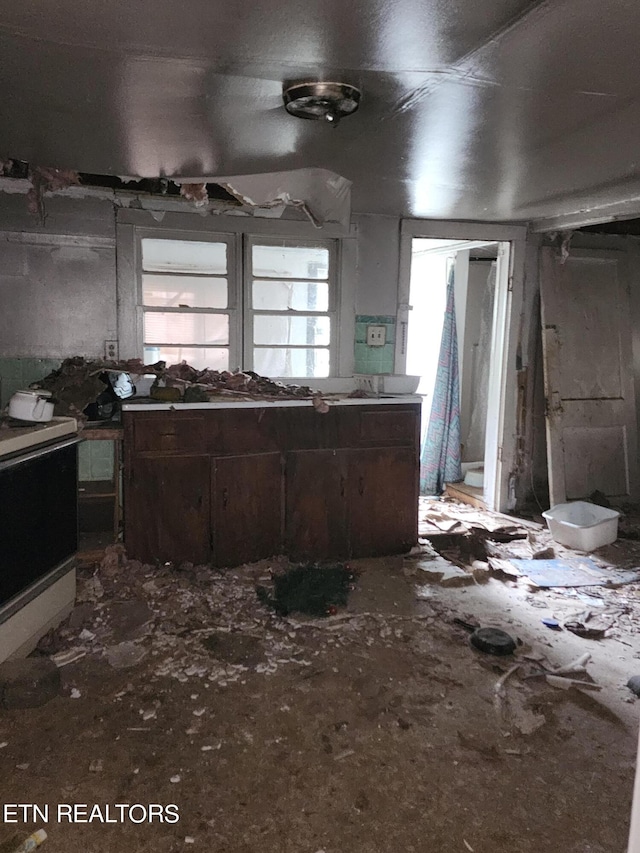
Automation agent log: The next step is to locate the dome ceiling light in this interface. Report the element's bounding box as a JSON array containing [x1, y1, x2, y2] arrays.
[[283, 82, 361, 126]]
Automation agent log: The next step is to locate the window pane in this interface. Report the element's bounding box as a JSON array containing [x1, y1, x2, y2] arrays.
[[254, 315, 331, 346], [144, 312, 229, 345], [142, 239, 227, 274], [252, 244, 329, 279], [252, 280, 329, 311], [144, 346, 229, 372], [143, 274, 227, 308], [253, 347, 329, 378]]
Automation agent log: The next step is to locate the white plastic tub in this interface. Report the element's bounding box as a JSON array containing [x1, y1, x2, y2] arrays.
[[542, 501, 620, 551]]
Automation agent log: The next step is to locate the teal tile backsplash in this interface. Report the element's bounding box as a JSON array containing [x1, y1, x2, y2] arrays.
[[0, 357, 61, 408], [354, 314, 396, 374], [78, 441, 115, 480]]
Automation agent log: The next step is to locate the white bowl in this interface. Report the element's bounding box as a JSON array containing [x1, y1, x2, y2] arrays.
[[381, 375, 421, 394]]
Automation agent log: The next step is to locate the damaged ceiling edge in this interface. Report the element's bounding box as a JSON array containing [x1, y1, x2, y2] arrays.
[[0, 166, 353, 230], [175, 168, 353, 230], [0, 177, 287, 220]]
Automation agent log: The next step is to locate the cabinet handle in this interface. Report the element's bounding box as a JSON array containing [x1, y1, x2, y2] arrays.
[[358, 476, 364, 497], [222, 487, 229, 509], [340, 475, 345, 498]]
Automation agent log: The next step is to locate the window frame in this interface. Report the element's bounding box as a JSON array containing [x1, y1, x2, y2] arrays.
[[118, 211, 356, 379], [243, 235, 339, 378]]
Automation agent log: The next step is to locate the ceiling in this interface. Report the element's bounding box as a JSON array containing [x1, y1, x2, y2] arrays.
[[2, 0, 640, 225]]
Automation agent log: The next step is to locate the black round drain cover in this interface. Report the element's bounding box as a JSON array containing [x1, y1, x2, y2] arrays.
[[470, 627, 516, 656]]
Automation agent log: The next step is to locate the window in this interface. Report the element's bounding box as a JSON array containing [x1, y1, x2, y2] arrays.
[[141, 237, 234, 371], [138, 233, 337, 377], [246, 239, 334, 378]]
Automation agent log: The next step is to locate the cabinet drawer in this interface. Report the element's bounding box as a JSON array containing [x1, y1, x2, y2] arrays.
[[207, 409, 279, 455], [133, 415, 205, 453], [360, 410, 416, 444], [276, 407, 340, 450], [339, 407, 419, 447]]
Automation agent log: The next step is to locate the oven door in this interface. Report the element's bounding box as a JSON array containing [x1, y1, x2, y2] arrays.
[[0, 437, 80, 607]]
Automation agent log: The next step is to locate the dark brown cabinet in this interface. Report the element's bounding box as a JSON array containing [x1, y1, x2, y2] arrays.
[[127, 454, 211, 564], [285, 449, 349, 561], [347, 447, 417, 557], [212, 452, 283, 567], [124, 402, 419, 567]]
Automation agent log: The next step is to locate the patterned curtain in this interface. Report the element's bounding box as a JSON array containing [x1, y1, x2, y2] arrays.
[[420, 265, 463, 494]]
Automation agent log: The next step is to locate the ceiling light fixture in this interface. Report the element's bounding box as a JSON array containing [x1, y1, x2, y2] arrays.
[[283, 82, 361, 126]]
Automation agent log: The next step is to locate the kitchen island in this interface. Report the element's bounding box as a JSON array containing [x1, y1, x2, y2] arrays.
[[122, 396, 421, 567]]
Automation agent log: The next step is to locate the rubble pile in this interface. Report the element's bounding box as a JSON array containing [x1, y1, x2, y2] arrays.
[[31, 357, 326, 419], [160, 362, 320, 399]]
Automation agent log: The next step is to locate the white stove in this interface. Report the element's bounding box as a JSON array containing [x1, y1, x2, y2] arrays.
[[0, 416, 80, 662], [0, 416, 78, 459]]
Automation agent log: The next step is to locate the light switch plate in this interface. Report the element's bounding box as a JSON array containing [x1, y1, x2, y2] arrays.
[[366, 324, 386, 347]]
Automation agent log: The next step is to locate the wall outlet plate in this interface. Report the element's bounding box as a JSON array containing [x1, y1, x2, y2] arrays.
[[366, 324, 386, 347], [104, 340, 118, 360]]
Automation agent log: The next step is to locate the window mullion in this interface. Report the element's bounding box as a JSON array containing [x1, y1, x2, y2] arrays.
[[242, 232, 253, 371]]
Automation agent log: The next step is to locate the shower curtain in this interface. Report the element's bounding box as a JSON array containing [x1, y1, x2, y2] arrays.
[[420, 265, 463, 494]]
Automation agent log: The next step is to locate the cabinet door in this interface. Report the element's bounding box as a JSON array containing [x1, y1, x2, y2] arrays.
[[285, 449, 349, 561], [212, 453, 283, 567], [125, 455, 210, 564], [348, 447, 417, 557]]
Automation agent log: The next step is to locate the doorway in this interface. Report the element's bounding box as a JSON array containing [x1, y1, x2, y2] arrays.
[[396, 221, 527, 512]]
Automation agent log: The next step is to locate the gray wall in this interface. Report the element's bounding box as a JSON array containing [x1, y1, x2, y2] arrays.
[[353, 214, 400, 316], [0, 194, 117, 359], [0, 194, 402, 364]]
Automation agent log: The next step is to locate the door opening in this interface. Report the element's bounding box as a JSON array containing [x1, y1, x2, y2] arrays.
[[404, 237, 512, 511]]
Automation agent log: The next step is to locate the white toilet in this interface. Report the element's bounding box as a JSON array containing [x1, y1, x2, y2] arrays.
[[463, 462, 484, 488]]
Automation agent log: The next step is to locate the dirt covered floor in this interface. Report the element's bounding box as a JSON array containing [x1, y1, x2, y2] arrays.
[[1, 538, 639, 853]]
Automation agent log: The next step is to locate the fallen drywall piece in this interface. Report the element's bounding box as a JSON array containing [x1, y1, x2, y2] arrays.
[[508, 557, 640, 588]]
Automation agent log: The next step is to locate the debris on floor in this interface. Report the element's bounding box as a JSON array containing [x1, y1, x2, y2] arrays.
[[508, 557, 640, 588], [420, 497, 536, 536], [11, 828, 47, 853], [256, 561, 356, 616], [1, 508, 640, 852]]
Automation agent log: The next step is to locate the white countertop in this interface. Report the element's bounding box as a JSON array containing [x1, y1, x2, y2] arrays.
[[122, 394, 423, 412], [0, 416, 78, 459]]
